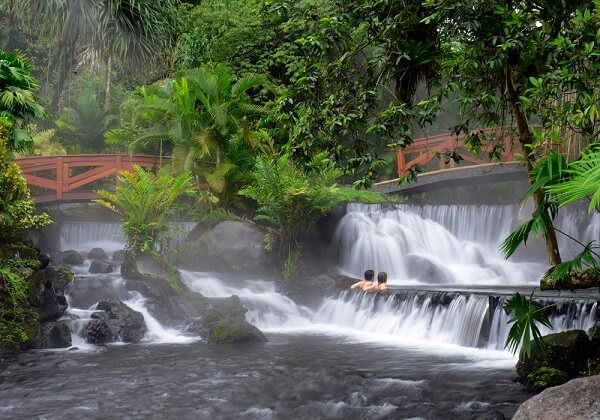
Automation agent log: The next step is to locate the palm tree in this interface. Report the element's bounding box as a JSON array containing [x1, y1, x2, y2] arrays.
[[56, 89, 117, 152], [0, 49, 46, 151], [11, 0, 179, 109]]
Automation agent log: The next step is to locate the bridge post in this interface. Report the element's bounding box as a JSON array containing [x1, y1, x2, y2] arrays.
[[56, 157, 63, 200], [397, 150, 406, 178]]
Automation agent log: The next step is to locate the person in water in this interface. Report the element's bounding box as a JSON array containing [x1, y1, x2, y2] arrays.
[[350, 269, 375, 290], [365, 271, 388, 292]]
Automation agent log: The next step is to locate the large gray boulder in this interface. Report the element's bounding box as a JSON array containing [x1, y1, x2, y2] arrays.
[[66, 276, 127, 308], [56, 250, 84, 265], [88, 247, 108, 260], [89, 260, 113, 274], [512, 375, 600, 420], [96, 299, 146, 343], [177, 221, 271, 273]]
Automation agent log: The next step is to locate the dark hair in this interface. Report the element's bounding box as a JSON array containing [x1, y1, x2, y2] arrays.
[[377, 272, 387, 284], [364, 270, 374, 281]]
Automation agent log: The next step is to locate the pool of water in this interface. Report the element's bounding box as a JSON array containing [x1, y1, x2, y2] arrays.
[[0, 333, 531, 419]]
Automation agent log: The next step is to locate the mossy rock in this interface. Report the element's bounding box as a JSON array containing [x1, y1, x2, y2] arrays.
[[526, 367, 569, 391], [517, 330, 593, 379], [0, 243, 38, 262], [541, 268, 600, 291], [208, 321, 266, 345], [54, 266, 75, 290]]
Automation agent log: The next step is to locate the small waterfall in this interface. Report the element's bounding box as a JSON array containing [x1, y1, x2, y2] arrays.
[[315, 290, 599, 350], [180, 270, 312, 329], [59, 222, 198, 253]]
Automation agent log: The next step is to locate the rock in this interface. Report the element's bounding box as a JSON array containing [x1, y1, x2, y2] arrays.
[[85, 318, 113, 344], [40, 283, 67, 322], [51, 266, 75, 291], [95, 299, 146, 343], [89, 260, 113, 274], [41, 321, 72, 348], [512, 375, 600, 420], [516, 330, 593, 379], [591, 324, 600, 357], [186, 295, 266, 345], [284, 271, 356, 305], [540, 267, 600, 291], [121, 253, 168, 280], [526, 367, 569, 391], [0, 243, 39, 261], [88, 247, 108, 260], [112, 250, 125, 262], [178, 221, 271, 273], [56, 250, 84, 265], [38, 253, 50, 269], [125, 278, 205, 327]]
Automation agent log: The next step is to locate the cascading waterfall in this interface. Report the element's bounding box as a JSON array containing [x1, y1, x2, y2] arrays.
[[179, 271, 599, 351], [179, 270, 313, 329], [333, 203, 600, 286], [59, 222, 198, 254], [314, 290, 598, 350]]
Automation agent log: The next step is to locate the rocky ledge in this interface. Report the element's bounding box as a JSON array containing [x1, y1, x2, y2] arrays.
[[512, 374, 600, 420]]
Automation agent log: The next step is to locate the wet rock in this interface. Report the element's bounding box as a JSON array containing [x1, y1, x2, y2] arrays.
[[88, 247, 108, 260], [284, 270, 356, 305], [122, 253, 168, 280], [591, 324, 600, 357], [512, 375, 600, 420], [540, 267, 600, 291], [41, 321, 72, 348], [85, 317, 113, 344], [177, 221, 271, 273], [40, 283, 67, 322], [89, 260, 113, 274], [95, 299, 146, 343], [56, 250, 84, 266], [125, 278, 205, 327], [516, 330, 593, 380], [187, 295, 266, 345], [526, 367, 569, 391], [38, 253, 50, 269], [51, 266, 75, 292], [112, 250, 125, 262]]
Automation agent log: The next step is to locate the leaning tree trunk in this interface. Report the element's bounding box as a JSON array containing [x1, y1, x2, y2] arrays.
[[506, 69, 562, 266]]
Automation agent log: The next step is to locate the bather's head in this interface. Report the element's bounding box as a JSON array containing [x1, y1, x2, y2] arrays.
[[377, 272, 387, 284], [364, 270, 374, 281]]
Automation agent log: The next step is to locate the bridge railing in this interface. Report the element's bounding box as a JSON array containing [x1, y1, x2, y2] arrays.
[[15, 154, 170, 203], [397, 128, 516, 178]]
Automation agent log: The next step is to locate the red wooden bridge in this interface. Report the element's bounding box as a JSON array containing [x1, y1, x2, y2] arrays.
[[15, 130, 524, 203], [375, 129, 526, 194], [15, 154, 169, 203]]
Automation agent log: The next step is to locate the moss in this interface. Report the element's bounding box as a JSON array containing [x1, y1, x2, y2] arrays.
[[527, 367, 569, 391], [209, 323, 241, 344], [54, 266, 75, 289]]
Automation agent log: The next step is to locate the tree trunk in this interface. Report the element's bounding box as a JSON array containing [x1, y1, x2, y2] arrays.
[[505, 69, 562, 266], [104, 52, 112, 109]]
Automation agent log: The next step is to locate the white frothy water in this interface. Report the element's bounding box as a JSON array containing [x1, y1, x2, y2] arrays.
[[333, 204, 545, 285], [178, 271, 598, 352], [123, 291, 198, 344], [64, 276, 196, 347], [180, 270, 313, 329]]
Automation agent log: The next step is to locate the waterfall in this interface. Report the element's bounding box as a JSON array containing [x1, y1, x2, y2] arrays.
[[333, 203, 599, 286], [178, 271, 598, 351], [314, 290, 598, 350], [59, 222, 198, 253], [334, 204, 542, 285], [180, 270, 313, 329]]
